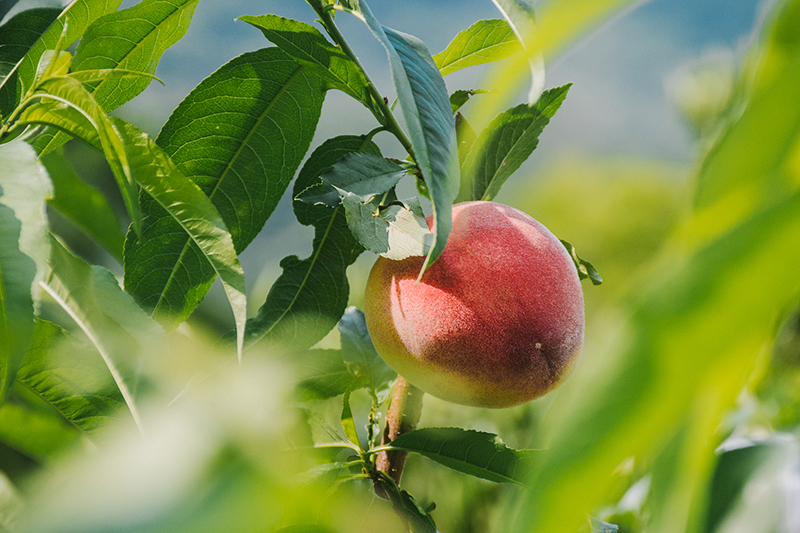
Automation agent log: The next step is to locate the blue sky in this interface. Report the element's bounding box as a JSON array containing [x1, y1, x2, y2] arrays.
[[110, 0, 764, 160]]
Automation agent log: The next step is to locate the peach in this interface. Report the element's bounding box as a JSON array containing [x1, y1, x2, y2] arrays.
[[363, 201, 585, 408]]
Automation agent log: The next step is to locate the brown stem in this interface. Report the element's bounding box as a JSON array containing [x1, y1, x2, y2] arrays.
[[374, 375, 424, 499]]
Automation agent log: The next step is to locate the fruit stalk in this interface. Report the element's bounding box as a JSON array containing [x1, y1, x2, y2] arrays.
[[374, 375, 424, 498]]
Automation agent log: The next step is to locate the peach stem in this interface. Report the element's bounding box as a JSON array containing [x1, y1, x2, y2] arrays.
[[374, 375, 424, 498]]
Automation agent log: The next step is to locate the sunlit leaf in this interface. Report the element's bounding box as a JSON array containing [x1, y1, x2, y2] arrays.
[[245, 136, 375, 350], [433, 19, 520, 76], [384, 427, 536, 485], [125, 48, 324, 337], [33, 0, 199, 155], [0, 141, 52, 291], [0, 8, 61, 88], [239, 14, 369, 105], [449, 89, 489, 114], [340, 388, 360, 447], [44, 238, 146, 431], [14, 319, 131, 437], [515, 153, 800, 533], [72, 0, 199, 112], [0, 386, 80, 460], [342, 0, 460, 279], [0, 204, 36, 403], [0, 0, 123, 117], [41, 150, 124, 262], [341, 195, 432, 260], [17, 75, 141, 236], [692, 0, 800, 236], [115, 119, 246, 358], [458, 84, 570, 202]]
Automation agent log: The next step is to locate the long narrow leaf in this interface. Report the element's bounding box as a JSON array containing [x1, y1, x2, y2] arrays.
[[34, 0, 201, 156], [44, 238, 146, 433], [0, 0, 123, 116], [17, 76, 141, 236], [14, 319, 131, 437], [474, 0, 641, 126], [114, 119, 246, 359], [124, 48, 324, 342], [341, 0, 460, 279]]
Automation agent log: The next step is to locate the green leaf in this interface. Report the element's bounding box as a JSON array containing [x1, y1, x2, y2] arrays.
[[34, 0, 199, 155], [704, 441, 775, 533], [491, 0, 545, 104], [41, 150, 124, 262], [345, 0, 460, 279], [114, 119, 246, 357], [337, 307, 395, 396], [590, 516, 619, 533], [561, 239, 602, 285], [378, 481, 438, 533], [16, 75, 142, 237], [384, 427, 536, 485], [0, 0, 123, 117], [239, 14, 369, 105], [0, 387, 80, 461], [433, 19, 520, 76], [14, 319, 131, 438], [340, 388, 360, 448], [245, 136, 375, 350], [455, 112, 477, 167], [340, 195, 432, 260], [295, 349, 358, 401], [450, 89, 489, 114], [44, 238, 149, 431], [301, 407, 359, 451], [297, 152, 408, 207], [0, 204, 36, 404], [125, 48, 324, 335], [72, 0, 199, 112], [0, 8, 61, 87], [458, 84, 570, 202], [0, 141, 52, 291]]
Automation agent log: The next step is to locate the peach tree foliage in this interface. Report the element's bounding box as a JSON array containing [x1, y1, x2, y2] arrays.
[[0, 0, 591, 528]]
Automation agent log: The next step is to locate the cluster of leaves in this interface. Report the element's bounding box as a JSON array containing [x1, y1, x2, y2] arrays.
[[0, 0, 588, 530]]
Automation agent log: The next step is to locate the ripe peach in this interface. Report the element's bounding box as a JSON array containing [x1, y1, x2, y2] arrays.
[[364, 201, 584, 408]]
